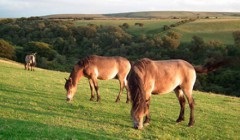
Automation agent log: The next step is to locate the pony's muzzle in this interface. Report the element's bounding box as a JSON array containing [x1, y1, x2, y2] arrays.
[[133, 122, 143, 130], [134, 125, 143, 130], [66, 98, 71, 102]]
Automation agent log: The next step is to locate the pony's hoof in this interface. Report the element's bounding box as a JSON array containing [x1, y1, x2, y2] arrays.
[[134, 125, 143, 130], [176, 118, 185, 123], [188, 121, 195, 127], [143, 122, 150, 126], [126, 99, 130, 104], [115, 98, 120, 103], [90, 97, 95, 101]]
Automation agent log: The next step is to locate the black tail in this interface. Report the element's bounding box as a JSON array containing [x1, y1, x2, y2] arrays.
[[194, 58, 230, 73], [128, 67, 147, 115]]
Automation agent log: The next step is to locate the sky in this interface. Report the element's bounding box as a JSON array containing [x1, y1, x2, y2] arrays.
[[0, 0, 239, 18]]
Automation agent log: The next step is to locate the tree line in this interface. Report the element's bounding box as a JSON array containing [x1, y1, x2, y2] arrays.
[[0, 17, 239, 96]]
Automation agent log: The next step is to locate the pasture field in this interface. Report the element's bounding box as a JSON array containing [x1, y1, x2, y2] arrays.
[[74, 18, 240, 45], [0, 59, 240, 139]]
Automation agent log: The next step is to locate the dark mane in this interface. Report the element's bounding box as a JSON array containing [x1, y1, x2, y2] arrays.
[[77, 55, 95, 67], [133, 58, 152, 73], [69, 55, 95, 82], [128, 59, 149, 115]]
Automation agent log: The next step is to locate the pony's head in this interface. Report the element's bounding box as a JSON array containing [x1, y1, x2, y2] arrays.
[[131, 105, 147, 129], [64, 77, 77, 101]]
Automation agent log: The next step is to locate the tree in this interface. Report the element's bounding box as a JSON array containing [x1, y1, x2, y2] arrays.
[[162, 31, 181, 49], [121, 23, 130, 29], [233, 31, 240, 47], [0, 39, 15, 59], [23, 41, 56, 60], [190, 35, 205, 51]]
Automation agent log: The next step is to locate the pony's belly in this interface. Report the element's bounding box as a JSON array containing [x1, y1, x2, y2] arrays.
[[152, 84, 177, 95], [152, 89, 173, 95], [98, 71, 118, 80]]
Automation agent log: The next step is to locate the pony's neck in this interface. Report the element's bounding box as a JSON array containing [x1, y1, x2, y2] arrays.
[[70, 65, 83, 86]]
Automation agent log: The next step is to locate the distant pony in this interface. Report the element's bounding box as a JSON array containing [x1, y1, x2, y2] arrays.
[[134, 23, 144, 27], [25, 53, 36, 71]]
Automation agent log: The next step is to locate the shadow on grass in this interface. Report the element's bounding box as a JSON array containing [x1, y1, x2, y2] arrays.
[[0, 118, 114, 139]]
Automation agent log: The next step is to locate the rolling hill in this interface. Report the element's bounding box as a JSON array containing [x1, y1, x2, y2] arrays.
[[0, 59, 239, 139], [43, 11, 240, 19]]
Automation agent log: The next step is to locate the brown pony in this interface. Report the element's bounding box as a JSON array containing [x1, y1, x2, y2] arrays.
[[128, 58, 229, 129], [64, 55, 131, 103], [25, 53, 37, 71]]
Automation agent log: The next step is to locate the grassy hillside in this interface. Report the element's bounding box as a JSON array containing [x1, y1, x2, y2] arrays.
[[0, 59, 240, 139]]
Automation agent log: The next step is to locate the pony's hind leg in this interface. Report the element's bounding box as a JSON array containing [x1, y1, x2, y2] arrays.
[[182, 88, 195, 127], [115, 79, 124, 102], [24, 63, 27, 70], [124, 80, 130, 103], [174, 87, 186, 123]]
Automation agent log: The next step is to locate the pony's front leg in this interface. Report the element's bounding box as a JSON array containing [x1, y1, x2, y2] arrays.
[[88, 79, 95, 101], [92, 78, 100, 102], [143, 98, 151, 126]]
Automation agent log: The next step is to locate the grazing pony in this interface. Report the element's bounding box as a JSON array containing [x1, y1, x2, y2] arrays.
[[24, 53, 36, 71], [128, 58, 228, 129], [64, 55, 131, 103]]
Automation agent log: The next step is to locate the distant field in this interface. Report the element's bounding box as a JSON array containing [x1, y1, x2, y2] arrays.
[[44, 11, 240, 19], [0, 59, 240, 139], [173, 19, 240, 44], [74, 18, 240, 45], [46, 11, 240, 45], [74, 19, 179, 35]]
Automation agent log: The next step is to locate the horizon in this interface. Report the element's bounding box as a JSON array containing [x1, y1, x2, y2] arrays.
[[0, 0, 239, 18], [2, 10, 240, 19]]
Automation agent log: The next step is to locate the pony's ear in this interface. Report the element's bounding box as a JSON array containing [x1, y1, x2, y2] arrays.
[[65, 78, 68, 81]]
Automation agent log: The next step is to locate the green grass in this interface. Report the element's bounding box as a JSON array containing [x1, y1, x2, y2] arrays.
[[0, 59, 240, 139]]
